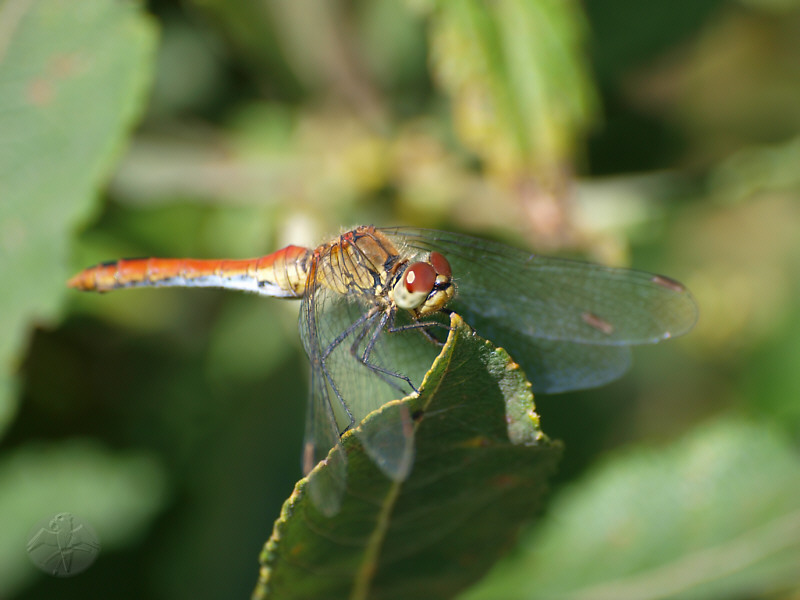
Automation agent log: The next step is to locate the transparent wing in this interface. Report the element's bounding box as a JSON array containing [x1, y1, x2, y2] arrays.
[[299, 275, 439, 510], [299, 280, 348, 517], [381, 227, 698, 393]]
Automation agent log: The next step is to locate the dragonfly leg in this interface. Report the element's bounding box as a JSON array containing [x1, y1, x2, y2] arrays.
[[318, 359, 356, 431], [350, 310, 418, 394], [386, 309, 453, 346], [320, 306, 378, 362], [317, 307, 382, 431]]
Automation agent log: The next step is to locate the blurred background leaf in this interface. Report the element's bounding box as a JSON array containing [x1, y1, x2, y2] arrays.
[[1, 0, 799, 598], [0, 0, 156, 435], [424, 0, 597, 183], [462, 418, 800, 600]]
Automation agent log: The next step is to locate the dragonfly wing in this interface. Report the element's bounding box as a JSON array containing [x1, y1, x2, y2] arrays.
[[382, 227, 697, 393], [299, 287, 347, 516], [300, 281, 437, 490], [385, 227, 698, 345], [472, 317, 633, 393], [355, 398, 415, 482]]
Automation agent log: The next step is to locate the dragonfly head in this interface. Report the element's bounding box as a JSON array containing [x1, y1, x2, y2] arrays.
[[392, 251, 455, 316]]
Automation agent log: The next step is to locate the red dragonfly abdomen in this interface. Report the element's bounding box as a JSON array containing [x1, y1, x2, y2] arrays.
[[67, 245, 312, 298]]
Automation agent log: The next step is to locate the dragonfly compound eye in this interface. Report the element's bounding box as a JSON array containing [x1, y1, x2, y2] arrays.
[[429, 251, 451, 279], [394, 262, 436, 310]]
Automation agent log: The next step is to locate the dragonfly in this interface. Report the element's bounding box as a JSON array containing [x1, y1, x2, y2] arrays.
[[68, 225, 698, 515]]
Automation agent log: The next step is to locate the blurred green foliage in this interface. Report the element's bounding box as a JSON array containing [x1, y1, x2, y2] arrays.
[[2, 0, 800, 598], [464, 418, 800, 600]]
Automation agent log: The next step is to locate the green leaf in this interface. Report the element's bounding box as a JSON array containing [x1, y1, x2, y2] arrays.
[[0, 0, 157, 437], [462, 418, 800, 600], [425, 0, 597, 181], [254, 314, 561, 600]]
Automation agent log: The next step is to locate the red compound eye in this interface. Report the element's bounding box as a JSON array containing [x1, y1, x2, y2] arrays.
[[430, 251, 451, 278], [404, 262, 436, 293]]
